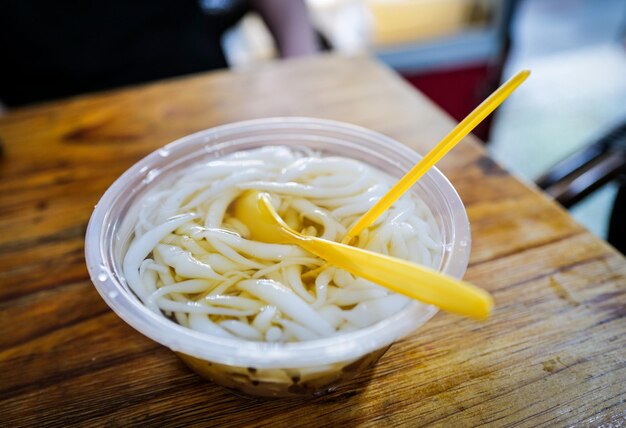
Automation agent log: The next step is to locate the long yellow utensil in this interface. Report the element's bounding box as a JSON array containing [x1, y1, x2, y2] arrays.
[[342, 70, 531, 244], [233, 191, 493, 319]]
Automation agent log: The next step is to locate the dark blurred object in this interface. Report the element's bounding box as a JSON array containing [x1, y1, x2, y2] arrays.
[[609, 182, 626, 254], [0, 0, 241, 107], [537, 121, 626, 254], [537, 122, 626, 207], [0, 0, 320, 108]]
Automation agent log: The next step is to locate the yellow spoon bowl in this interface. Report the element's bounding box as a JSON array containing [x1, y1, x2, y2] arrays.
[[232, 190, 493, 320]]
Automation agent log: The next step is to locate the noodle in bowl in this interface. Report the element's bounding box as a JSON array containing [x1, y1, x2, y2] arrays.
[[86, 118, 470, 397]]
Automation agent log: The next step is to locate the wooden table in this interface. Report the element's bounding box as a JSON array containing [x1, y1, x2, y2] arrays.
[[1, 55, 625, 427]]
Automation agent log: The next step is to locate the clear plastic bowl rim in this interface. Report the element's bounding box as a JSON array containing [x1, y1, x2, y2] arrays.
[[85, 117, 470, 369]]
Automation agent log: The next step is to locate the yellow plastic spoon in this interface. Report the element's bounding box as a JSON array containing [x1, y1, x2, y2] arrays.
[[342, 69, 531, 245], [232, 190, 493, 319]]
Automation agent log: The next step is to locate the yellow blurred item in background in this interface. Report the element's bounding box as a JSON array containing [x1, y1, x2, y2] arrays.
[[367, 0, 471, 45]]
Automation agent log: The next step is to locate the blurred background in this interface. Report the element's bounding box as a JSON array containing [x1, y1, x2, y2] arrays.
[[223, 0, 626, 246], [2, 0, 625, 248]]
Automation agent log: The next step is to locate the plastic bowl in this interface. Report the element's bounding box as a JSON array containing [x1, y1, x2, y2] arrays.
[[85, 117, 470, 398]]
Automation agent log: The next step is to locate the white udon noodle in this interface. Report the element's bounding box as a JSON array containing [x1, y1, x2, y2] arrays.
[[123, 146, 442, 342]]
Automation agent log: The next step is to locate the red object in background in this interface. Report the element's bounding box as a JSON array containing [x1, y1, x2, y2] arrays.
[[403, 63, 499, 141]]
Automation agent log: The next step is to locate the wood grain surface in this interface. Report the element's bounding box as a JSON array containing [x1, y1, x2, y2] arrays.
[[1, 55, 625, 427]]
